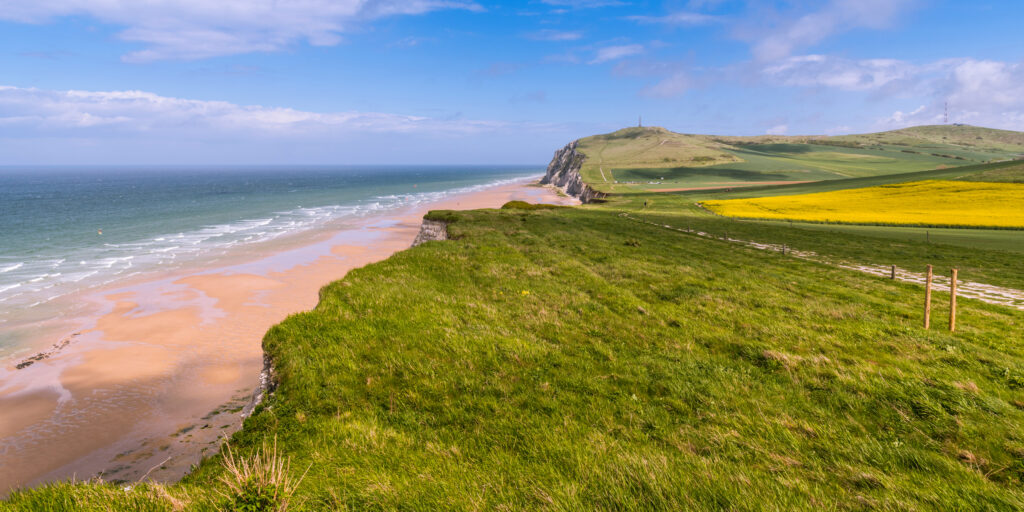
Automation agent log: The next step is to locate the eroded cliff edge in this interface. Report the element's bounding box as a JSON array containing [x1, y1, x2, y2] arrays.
[[540, 140, 607, 203], [412, 219, 449, 246]]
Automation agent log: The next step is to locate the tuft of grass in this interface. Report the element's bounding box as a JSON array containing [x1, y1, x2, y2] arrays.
[[218, 439, 308, 512]]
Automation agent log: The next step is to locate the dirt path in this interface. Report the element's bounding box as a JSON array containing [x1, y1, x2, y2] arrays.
[[621, 213, 1024, 311], [599, 166, 609, 182]]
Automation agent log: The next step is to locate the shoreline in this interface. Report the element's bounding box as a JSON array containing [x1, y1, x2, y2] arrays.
[[0, 179, 577, 495]]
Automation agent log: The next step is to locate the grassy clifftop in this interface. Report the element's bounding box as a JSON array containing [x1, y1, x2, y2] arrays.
[[6, 200, 1024, 510]]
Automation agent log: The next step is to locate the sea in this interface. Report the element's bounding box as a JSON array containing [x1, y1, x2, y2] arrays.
[[0, 165, 542, 358]]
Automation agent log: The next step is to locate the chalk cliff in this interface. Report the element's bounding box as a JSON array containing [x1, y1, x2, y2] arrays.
[[540, 141, 606, 203]]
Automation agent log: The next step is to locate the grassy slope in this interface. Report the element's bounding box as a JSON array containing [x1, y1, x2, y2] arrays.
[[958, 162, 1024, 183], [579, 126, 1024, 195], [7, 205, 1024, 511], [617, 193, 1024, 291], [748, 222, 1024, 255], [603, 157, 1024, 279], [685, 160, 1024, 200], [575, 127, 739, 191], [834, 125, 1024, 153]]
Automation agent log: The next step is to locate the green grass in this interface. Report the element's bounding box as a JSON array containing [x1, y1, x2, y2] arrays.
[[7, 203, 1024, 511], [610, 142, 969, 191], [750, 221, 1024, 254], [574, 127, 739, 191], [958, 162, 1024, 183], [690, 159, 1024, 200], [597, 159, 1024, 290], [833, 125, 1024, 154], [578, 125, 1024, 194], [620, 195, 1024, 291]]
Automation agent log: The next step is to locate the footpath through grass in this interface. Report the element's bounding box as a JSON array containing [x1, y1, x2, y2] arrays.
[[7, 203, 1024, 511]]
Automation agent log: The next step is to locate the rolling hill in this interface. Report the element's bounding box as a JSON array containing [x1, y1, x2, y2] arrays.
[[577, 125, 1024, 194]]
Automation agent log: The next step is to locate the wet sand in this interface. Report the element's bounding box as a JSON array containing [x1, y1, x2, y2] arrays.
[[0, 181, 576, 495]]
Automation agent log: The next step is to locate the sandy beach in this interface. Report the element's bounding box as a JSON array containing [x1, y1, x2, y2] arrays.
[[0, 180, 576, 495]]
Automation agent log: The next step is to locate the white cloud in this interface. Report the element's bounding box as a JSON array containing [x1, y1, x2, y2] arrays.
[[765, 124, 788, 135], [874, 59, 1024, 131], [590, 44, 643, 64], [627, 12, 719, 26], [539, 0, 627, 8], [0, 84, 587, 164], [523, 29, 583, 41], [745, 0, 918, 61], [762, 54, 914, 91], [0, 85, 507, 135], [949, 60, 1024, 109], [641, 72, 689, 98], [750, 53, 1024, 132], [0, 0, 482, 61], [881, 105, 929, 126]]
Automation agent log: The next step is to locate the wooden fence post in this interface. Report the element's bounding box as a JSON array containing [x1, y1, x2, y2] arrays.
[[950, 268, 958, 332], [924, 264, 933, 329], [891, 265, 896, 279]]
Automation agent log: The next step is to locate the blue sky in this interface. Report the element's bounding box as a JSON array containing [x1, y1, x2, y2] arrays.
[[1, 0, 1022, 164]]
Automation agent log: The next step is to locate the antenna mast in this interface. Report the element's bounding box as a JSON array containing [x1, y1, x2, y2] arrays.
[[638, 115, 642, 128], [944, 102, 949, 124]]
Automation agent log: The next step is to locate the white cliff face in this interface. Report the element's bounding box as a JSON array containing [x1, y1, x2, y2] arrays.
[[412, 219, 449, 246], [540, 141, 606, 203]]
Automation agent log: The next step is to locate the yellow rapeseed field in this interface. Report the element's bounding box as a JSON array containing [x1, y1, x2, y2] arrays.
[[703, 180, 1024, 228]]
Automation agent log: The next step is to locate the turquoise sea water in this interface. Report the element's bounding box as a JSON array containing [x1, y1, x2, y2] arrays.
[[0, 165, 541, 354]]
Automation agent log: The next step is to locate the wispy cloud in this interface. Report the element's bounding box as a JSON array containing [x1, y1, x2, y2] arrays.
[[641, 72, 690, 98], [753, 54, 1024, 131], [740, 0, 919, 61], [590, 44, 643, 64], [876, 59, 1024, 130], [0, 0, 483, 61], [476, 62, 524, 77], [0, 85, 508, 135], [762, 55, 914, 91], [626, 11, 720, 26], [539, 0, 628, 9], [523, 29, 583, 41], [510, 91, 547, 103]]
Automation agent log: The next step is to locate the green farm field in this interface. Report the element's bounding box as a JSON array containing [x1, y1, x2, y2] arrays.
[[749, 221, 1024, 254], [579, 125, 1024, 194]]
